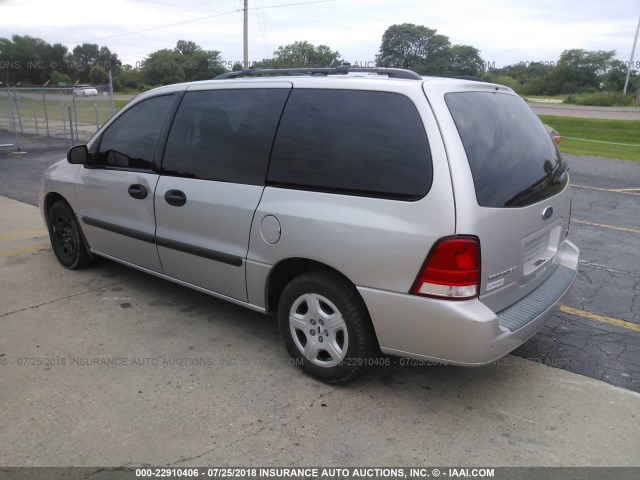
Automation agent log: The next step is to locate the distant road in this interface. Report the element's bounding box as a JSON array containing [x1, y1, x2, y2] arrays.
[[529, 103, 640, 120]]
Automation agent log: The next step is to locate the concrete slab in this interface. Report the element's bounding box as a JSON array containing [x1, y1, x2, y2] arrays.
[[1, 197, 639, 467]]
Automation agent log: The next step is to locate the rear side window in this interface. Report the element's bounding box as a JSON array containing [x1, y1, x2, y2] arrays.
[[162, 88, 290, 185], [268, 89, 432, 200], [446, 92, 568, 207]]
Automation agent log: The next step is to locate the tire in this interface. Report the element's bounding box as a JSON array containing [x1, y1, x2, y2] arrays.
[[278, 271, 377, 384], [47, 201, 92, 269]]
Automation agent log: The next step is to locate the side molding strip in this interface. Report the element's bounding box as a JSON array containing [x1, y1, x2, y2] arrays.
[[81, 216, 243, 267], [81, 216, 155, 243], [156, 237, 243, 267]]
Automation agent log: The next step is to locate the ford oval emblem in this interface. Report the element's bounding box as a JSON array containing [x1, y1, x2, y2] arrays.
[[542, 206, 554, 220]]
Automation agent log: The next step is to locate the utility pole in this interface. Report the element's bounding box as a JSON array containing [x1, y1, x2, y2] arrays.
[[623, 11, 640, 95], [243, 0, 249, 68]]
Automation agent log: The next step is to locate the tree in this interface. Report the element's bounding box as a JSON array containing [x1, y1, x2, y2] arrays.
[[483, 62, 554, 95], [447, 45, 485, 77], [0, 35, 69, 84], [89, 65, 109, 85], [97, 46, 122, 76], [546, 49, 615, 94], [375, 24, 451, 74], [603, 59, 637, 92], [175, 40, 201, 57], [141, 40, 225, 85], [50, 69, 71, 86], [253, 41, 342, 68], [119, 64, 143, 89], [68, 43, 100, 81], [174, 40, 225, 80], [67, 43, 121, 82], [142, 48, 186, 85]]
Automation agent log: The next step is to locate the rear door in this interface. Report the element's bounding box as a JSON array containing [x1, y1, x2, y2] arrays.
[[432, 86, 571, 312], [154, 82, 291, 301]]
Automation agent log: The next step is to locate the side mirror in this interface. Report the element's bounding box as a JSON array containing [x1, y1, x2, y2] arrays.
[[67, 145, 89, 164]]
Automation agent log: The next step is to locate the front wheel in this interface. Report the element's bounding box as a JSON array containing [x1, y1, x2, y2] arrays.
[[278, 271, 377, 384], [47, 201, 93, 269]]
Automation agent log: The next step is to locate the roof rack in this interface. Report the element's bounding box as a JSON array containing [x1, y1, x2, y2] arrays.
[[215, 66, 422, 80]]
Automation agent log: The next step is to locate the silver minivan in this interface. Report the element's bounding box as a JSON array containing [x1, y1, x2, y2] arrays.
[[40, 67, 579, 383]]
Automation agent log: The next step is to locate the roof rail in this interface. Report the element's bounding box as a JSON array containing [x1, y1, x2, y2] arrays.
[[215, 66, 422, 80]]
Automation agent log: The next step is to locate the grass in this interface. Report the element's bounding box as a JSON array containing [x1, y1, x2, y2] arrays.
[[538, 115, 640, 161], [565, 92, 635, 107], [0, 94, 130, 134], [114, 99, 129, 111], [2, 94, 115, 125]]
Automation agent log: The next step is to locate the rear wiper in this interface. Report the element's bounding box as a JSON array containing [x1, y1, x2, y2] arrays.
[[551, 164, 569, 184]]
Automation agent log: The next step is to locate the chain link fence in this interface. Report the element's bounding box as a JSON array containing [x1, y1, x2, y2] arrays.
[[0, 82, 116, 152]]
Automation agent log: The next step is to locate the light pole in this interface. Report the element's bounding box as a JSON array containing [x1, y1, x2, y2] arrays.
[[243, 0, 249, 68], [623, 11, 640, 95]]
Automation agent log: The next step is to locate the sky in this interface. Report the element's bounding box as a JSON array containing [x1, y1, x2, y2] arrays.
[[1, 0, 639, 70]]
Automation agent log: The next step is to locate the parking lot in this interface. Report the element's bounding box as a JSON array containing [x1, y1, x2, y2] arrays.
[[0, 144, 639, 467]]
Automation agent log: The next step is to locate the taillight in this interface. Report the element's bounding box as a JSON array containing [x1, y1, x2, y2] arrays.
[[553, 135, 560, 146], [410, 236, 480, 300]]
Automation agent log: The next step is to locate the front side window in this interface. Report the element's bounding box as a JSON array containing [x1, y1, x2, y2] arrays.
[[268, 89, 432, 200], [162, 88, 290, 185], [93, 94, 175, 170]]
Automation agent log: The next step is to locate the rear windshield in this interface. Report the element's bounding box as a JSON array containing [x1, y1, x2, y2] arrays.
[[445, 92, 568, 207]]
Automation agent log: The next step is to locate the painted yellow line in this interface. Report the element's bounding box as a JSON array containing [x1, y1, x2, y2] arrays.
[[0, 244, 50, 258], [0, 229, 48, 241], [572, 219, 640, 234], [572, 185, 640, 196], [560, 306, 640, 332]]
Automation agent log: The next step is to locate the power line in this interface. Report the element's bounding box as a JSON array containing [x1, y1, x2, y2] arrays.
[[256, 0, 274, 59], [91, 10, 239, 41], [255, 0, 335, 11], [90, 0, 336, 42]]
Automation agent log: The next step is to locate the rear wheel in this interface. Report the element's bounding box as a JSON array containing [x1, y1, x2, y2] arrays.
[[47, 201, 92, 269], [278, 271, 376, 384]]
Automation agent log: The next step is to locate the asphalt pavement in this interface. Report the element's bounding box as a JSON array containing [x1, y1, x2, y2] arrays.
[[514, 154, 640, 392], [1, 144, 638, 393]]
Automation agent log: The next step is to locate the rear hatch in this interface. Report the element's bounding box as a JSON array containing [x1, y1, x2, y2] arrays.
[[438, 87, 571, 312]]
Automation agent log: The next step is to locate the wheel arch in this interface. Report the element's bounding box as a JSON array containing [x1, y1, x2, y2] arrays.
[[265, 258, 346, 314], [44, 192, 93, 258], [265, 259, 380, 349], [43, 192, 71, 216]]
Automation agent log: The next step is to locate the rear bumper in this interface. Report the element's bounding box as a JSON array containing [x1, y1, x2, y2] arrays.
[[358, 240, 579, 365]]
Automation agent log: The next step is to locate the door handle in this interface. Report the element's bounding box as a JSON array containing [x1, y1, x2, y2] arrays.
[[164, 189, 187, 207], [128, 184, 148, 199]]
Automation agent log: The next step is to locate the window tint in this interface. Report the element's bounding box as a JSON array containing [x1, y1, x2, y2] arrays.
[[94, 95, 174, 170], [162, 88, 290, 185], [445, 92, 568, 208], [268, 89, 432, 200]]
